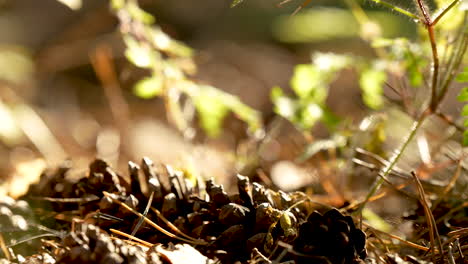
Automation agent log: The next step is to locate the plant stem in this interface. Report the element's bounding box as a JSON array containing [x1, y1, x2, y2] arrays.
[[357, 111, 429, 213], [437, 11, 468, 105], [428, 25, 439, 111], [368, 0, 420, 21], [432, 0, 462, 26], [358, 1, 465, 214], [414, 0, 440, 111]]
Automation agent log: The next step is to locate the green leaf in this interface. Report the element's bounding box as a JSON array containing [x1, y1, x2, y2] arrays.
[[462, 104, 468, 116], [271, 86, 295, 120], [124, 37, 157, 68], [312, 52, 350, 72], [457, 87, 468, 101], [133, 76, 163, 99], [193, 85, 262, 137], [321, 107, 341, 130], [150, 29, 193, 57], [290, 64, 328, 104], [230, 103, 262, 134], [230, 0, 244, 7], [271, 86, 284, 100], [456, 67, 468, 82], [298, 103, 323, 129], [405, 48, 426, 87], [127, 1, 155, 24], [193, 89, 229, 137], [360, 67, 386, 109], [291, 64, 320, 99], [407, 63, 424, 87], [362, 208, 392, 232]]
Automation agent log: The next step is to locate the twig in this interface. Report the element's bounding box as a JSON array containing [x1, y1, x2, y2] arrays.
[[102, 191, 207, 245], [357, 112, 428, 213], [32, 196, 100, 203], [110, 228, 154, 247], [368, 0, 420, 20], [130, 191, 154, 237], [434, 111, 465, 132], [414, 0, 439, 112], [432, 0, 462, 26], [0, 233, 11, 261], [150, 207, 202, 243], [362, 222, 433, 252], [437, 12, 468, 104], [411, 171, 444, 263]]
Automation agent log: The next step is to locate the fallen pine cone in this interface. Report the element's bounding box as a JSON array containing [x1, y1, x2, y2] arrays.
[[1, 158, 368, 264]]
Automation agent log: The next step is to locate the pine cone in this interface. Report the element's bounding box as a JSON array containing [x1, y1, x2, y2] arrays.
[[293, 209, 366, 264]]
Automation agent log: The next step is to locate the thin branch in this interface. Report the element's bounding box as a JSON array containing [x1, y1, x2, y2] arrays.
[[150, 207, 202, 243], [368, 0, 420, 20], [102, 191, 207, 245], [356, 112, 428, 213], [0, 233, 11, 261], [411, 171, 444, 263], [437, 12, 468, 104], [428, 24, 440, 112], [362, 222, 433, 252], [110, 229, 154, 247], [414, 0, 440, 111], [434, 111, 465, 132], [431, 0, 462, 26], [416, 0, 432, 25], [130, 191, 154, 237]]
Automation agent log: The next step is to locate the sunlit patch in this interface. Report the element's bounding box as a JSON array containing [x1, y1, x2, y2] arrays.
[[55, 0, 82, 10]]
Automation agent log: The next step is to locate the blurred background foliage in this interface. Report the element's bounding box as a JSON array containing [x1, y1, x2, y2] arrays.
[[0, 0, 466, 202]]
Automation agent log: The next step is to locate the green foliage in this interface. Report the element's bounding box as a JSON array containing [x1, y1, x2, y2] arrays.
[[112, 0, 262, 138], [359, 64, 387, 110], [271, 53, 350, 131], [272, 49, 395, 131], [456, 67, 468, 145], [193, 85, 262, 137], [372, 38, 426, 87], [133, 76, 163, 99]]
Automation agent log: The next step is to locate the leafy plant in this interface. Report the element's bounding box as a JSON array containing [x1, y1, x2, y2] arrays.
[[271, 53, 349, 131], [269, 0, 467, 201], [354, 0, 467, 213], [111, 0, 263, 138]]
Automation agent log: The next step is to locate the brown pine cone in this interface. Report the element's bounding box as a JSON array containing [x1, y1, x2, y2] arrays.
[[293, 209, 367, 264]]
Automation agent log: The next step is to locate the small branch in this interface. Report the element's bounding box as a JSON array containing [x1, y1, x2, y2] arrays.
[[362, 222, 433, 252], [411, 171, 444, 263], [110, 229, 154, 247], [356, 111, 429, 213], [428, 26, 440, 111], [368, 0, 420, 21], [416, 0, 432, 25], [434, 111, 465, 132], [102, 191, 208, 245], [414, 0, 440, 112], [432, 0, 461, 26], [437, 12, 468, 104]]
